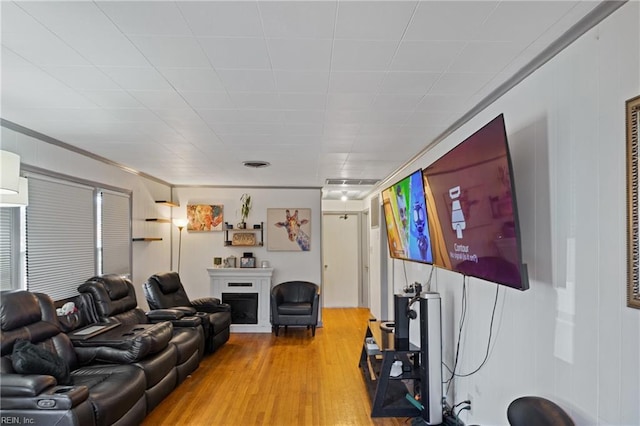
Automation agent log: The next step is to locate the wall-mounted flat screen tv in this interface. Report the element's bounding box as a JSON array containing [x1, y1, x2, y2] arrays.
[[422, 114, 529, 290], [381, 169, 433, 264]]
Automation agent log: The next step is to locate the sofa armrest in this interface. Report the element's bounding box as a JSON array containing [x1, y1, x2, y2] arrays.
[[72, 322, 173, 364], [146, 309, 185, 322], [191, 298, 231, 313], [169, 316, 202, 328], [1, 374, 89, 410], [174, 306, 197, 315], [0, 374, 56, 397]]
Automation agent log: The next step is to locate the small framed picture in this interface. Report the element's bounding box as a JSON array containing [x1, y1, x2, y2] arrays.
[[240, 257, 256, 268]]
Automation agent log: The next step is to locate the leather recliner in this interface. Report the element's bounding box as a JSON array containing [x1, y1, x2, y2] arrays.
[[54, 292, 179, 414], [143, 272, 231, 353], [77, 275, 204, 383], [1, 290, 147, 426], [270, 281, 320, 336]]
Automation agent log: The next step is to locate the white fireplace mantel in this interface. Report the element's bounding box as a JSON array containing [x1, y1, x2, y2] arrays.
[[207, 268, 274, 333]]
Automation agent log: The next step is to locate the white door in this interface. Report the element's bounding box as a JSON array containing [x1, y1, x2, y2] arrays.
[[322, 213, 359, 307]]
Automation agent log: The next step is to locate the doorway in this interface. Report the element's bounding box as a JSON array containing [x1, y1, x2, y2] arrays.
[[322, 212, 360, 307]]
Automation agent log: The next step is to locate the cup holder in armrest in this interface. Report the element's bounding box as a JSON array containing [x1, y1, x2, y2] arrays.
[[121, 332, 135, 336], [132, 327, 145, 331], [53, 387, 74, 394]]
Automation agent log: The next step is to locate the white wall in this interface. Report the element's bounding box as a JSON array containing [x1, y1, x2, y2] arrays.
[[0, 126, 173, 308], [171, 187, 322, 303], [1, 127, 324, 311], [368, 3, 639, 425]]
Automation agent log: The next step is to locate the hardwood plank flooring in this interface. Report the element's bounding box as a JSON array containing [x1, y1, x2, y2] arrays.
[[142, 308, 410, 426]]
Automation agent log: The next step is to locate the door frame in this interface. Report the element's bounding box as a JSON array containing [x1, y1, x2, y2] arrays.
[[321, 211, 362, 308]]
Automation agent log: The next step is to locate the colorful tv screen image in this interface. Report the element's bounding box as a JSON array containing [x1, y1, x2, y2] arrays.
[[381, 169, 433, 264], [422, 114, 528, 290]]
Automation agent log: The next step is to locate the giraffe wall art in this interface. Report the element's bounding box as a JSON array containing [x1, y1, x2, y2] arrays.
[[267, 208, 311, 251]]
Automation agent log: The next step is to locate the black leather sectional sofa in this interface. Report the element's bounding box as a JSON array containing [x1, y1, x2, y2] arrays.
[[0, 274, 232, 426]]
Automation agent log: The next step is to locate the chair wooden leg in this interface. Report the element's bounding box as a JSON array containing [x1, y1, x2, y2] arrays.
[[284, 325, 288, 333], [274, 325, 280, 336], [312, 326, 316, 337]]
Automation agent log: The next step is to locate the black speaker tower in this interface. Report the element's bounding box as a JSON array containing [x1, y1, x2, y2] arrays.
[[393, 294, 411, 350]]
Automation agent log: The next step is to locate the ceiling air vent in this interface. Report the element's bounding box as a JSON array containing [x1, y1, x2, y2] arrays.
[[325, 178, 380, 186], [243, 161, 271, 168]]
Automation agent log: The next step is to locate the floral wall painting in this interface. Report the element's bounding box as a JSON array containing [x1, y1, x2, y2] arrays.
[[268, 208, 311, 251], [187, 204, 223, 231]]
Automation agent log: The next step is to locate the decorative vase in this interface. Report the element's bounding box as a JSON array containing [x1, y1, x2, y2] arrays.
[[237, 222, 246, 229]]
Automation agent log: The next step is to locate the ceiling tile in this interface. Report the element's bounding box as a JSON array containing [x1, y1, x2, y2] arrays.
[[267, 38, 333, 71], [328, 72, 386, 93], [159, 68, 225, 92], [78, 90, 144, 109], [278, 110, 325, 125], [0, 0, 604, 193], [99, 66, 173, 91], [274, 71, 330, 93], [71, 34, 150, 67], [129, 36, 210, 68], [199, 109, 281, 124], [476, 1, 578, 41], [228, 92, 280, 110], [17, 1, 120, 39], [199, 37, 270, 69], [178, 1, 263, 37], [405, 1, 498, 41], [326, 93, 375, 110], [260, 1, 337, 38], [370, 94, 423, 111], [415, 94, 468, 112], [403, 111, 456, 128], [2, 64, 70, 91], [331, 40, 398, 71], [429, 72, 494, 96], [216, 69, 276, 92], [335, 1, 417, 40], [447, 41, 528, 73], [278, 94, 327, 110], [180, 91, 234, 109], [379, 71, 440, 95], [391, 41, 466, 72], [129, 90, 191, 110], [96, 1, 191, 36], [2, 32, 91, 67], [42, 66, 120, 91], [380, 72, 440, 96]]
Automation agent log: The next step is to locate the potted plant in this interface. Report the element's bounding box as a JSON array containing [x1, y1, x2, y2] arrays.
[[238, 193, 251, 229]]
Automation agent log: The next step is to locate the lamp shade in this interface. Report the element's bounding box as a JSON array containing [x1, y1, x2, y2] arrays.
[[0, 177, 28, 207], [0, 151, 21, 194], [173, 218, 188, 228]]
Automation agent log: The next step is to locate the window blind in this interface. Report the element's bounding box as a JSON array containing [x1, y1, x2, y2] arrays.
[[0, 208, 19, 290], [101, 190, 131, 276], [26, 176, 95, 300]]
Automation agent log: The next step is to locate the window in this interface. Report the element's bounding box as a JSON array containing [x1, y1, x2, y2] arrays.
[[18, 173, 132, 300], [99, 190, 131, 276], [26, 176, 96, 300], [0, 207, 21, 290]]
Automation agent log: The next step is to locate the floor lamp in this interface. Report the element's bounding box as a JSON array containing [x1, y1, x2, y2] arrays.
[[173, 219, 188, 273]]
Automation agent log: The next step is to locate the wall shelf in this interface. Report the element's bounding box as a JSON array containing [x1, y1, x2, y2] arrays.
[[145, 218, 171, 223], [132, 237, 163, 242], [224, 222, 264, 247], [155, 200, 179, 207]]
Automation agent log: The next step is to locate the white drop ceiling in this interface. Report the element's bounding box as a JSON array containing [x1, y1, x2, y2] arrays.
[[0, 1, 605, 199]]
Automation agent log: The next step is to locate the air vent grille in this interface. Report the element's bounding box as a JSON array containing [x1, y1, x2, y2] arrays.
[[325, 178, 380, 186], [243, 161, 271, 168]]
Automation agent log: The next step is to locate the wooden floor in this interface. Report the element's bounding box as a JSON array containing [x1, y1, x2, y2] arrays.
[[142, 308, 409, 426]]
